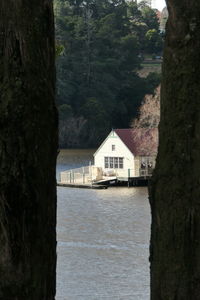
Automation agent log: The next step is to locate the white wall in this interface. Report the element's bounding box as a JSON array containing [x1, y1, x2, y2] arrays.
[[94, 131, 135, 177]]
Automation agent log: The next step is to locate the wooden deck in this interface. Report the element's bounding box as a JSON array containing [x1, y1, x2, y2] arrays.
[[57, 182, 108, 189], [95, 176, 150, 187], [59, 165, 153, 188]]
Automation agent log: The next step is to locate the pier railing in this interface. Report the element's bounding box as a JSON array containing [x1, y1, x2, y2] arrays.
[[113, 168, 153, 178], [139, 168, 153, 177], [60, 166, 92, 184], [60, 165, 104, 184], [60, 165, 153, 185]]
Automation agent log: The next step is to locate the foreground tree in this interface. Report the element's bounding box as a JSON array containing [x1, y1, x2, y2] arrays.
[[0, 1, 57, 299], [150, 0, 200, 299]]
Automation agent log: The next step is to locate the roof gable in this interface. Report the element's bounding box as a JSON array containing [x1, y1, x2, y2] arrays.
[[93, 130, 118, 156]]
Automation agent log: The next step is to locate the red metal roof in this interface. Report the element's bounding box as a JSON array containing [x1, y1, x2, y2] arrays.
[[115, 128, 158, 156]]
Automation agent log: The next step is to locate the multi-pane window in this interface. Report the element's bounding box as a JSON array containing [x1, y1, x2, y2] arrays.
[[112, 145, 115, 151], [105, 157, 109, 168], [110, 157, 114, 168], [104, 157, 124, 169], [114, 157, 118, 168], [119, 157, 123, 169]]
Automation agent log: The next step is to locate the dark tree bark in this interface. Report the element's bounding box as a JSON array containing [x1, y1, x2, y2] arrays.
[[150, 1, 200, 299], [0, 1, 57, 299]]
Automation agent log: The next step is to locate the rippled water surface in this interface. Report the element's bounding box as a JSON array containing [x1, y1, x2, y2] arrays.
[[56, 150, 150, 300]]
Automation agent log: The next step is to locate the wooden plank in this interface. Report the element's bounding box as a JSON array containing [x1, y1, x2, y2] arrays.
[[57, 183, 108, 189]]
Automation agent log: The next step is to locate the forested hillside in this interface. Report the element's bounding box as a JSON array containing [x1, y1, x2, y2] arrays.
[[55, 0, 162, 148]]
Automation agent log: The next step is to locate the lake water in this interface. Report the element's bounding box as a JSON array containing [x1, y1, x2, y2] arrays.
[[56, 150, 150, 300]]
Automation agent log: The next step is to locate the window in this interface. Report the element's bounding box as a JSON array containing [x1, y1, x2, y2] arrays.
[[104, 157, 124, 169], [105, 157, 109, 168], [119, 157, 123, 169], [109, 157, 113, 168], [112, 145, 115, 151], [114, 157, 118, 168]]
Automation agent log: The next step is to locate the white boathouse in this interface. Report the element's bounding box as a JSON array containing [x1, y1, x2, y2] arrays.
[[60, 128, 158, 186], [93, 128, 158, 180]]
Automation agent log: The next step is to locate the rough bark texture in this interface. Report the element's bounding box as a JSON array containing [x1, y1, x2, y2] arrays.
[[150, 1, 200, 299], [0, 1, 57, 299]]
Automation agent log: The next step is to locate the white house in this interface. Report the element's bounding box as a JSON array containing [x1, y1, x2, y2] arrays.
[[94, 128, 158, 178]]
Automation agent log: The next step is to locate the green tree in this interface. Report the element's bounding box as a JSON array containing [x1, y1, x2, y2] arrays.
[[145, 29, 163, 53], [140, 5, 159, 31], [55, 0, 161, 147], [128, 1, 163, 54]]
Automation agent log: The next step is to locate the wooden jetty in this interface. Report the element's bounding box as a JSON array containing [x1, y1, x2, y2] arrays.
[[94, 176, 150, 187], [59, 164, 153, 188], [57, 182, 108, 189], [58, 166, 151, 188]]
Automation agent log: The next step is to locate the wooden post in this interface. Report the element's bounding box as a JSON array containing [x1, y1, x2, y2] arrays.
[[82, 167, 85, 184]]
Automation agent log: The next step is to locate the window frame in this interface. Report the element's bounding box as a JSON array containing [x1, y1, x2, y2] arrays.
[[104, 157, 124, 169], [114, 157, 118, 168], [104, 157, 109, 168], [109, 157, 114, 168], [119, 157, 123, 169]]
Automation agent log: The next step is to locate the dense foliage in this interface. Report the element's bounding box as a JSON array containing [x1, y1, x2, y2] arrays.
[[55, 0, 162, 147]]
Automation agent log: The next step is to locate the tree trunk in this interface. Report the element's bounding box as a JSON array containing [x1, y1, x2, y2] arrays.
[[0, 1, 57, 299], [150, 1, 200, 299]]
